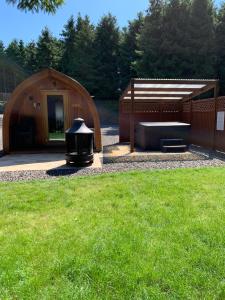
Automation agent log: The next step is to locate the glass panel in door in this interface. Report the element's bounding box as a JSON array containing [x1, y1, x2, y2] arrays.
[[47, 95, 65, 141]]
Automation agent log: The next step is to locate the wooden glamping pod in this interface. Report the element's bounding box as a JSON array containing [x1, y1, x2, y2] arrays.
[[3, 68, 102, 153]]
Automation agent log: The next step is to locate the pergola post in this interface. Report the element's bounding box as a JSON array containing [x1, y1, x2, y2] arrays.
[[212, 83, 219, 151], [130, 78, 135, 153]]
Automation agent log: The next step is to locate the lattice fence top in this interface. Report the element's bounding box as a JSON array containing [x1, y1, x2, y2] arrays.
[[121, 101, 181, 114]]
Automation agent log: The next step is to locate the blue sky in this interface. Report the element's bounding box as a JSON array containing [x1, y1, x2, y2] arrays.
[[0, 0, 149, 46]]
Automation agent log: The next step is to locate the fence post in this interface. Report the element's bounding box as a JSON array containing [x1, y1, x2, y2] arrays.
[[213, 83, 219, 151], [130, 78, 135, 153]]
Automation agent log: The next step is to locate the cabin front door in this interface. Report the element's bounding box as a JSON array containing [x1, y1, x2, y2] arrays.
[[41, 90, 70, 145]]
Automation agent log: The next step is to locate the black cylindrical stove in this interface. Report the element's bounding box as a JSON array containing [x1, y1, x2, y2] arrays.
[[65, 118, 94, 166]]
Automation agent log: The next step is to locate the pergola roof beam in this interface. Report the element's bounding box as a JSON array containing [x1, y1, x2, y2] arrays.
[[127, 91, 192, 95], [134, 78, 218, 85], [134, 83, 206, 89], [124, 96, 183, 100]]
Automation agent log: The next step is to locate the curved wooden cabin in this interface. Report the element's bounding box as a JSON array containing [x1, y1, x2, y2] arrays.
[[3, 68, 102, 153]]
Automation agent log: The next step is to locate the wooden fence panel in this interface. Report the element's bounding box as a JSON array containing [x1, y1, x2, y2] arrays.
[[119, 101, 181, 142], [191, 99, 215, 148], [215, 97, 225, 152], [182, 101, 191, 123], [161, 102, 182, 122]]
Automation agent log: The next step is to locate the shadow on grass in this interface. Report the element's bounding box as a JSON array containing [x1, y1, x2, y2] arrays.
[[46, 161, 94, 177]]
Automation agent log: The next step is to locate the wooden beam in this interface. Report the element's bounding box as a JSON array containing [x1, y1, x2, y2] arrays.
[[133, 87, 201, 93], [182, 84, 216, 102], [123, 93, 189, 98], [123, 100, 181, 105], [134, 78, 218, 85], [119, 83, 131, 102]]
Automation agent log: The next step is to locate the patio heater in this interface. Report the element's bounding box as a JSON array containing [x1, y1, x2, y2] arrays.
[[65, 118, 94, 166]]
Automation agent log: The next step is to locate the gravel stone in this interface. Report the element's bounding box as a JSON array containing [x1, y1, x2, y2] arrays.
[[0, 157, 225, 182]]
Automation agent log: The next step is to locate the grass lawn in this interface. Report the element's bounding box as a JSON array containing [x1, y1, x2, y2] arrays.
[[49, 132, 65, 141], [1, 168, 225, 299]]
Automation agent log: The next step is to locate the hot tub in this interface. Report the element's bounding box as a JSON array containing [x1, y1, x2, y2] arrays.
[[136, 122, 191, 150]]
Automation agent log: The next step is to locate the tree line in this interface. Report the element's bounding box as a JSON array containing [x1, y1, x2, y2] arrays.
[[1, 0, 225, 99]]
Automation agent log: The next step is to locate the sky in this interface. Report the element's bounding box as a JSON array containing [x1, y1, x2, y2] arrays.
[[0, 0, 149, 46]]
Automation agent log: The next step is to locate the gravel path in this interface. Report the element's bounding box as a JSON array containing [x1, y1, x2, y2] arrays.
[[101, 125, 119, 146], [0, 157, 225, 182]]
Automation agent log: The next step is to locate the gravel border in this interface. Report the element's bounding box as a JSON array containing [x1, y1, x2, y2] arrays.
[[0, 156, 225, 182]]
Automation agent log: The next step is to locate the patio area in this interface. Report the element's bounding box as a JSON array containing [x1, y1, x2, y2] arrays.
[[0, 153, 102, 172], [103, 143, 208, 163]]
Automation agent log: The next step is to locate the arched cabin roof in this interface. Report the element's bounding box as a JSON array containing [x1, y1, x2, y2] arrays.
[[3, 68, 102, 152]]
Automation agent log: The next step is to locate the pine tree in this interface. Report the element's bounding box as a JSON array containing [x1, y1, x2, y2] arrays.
[[0, 41, 4, 56], [119, 13, 144, 89], [25, 41, 37, 73], [36, 27, 61, 70], [71, 15, 96, 92], [135, 0, 165, 77], [6, 0, 64, 13], [17, 39, 26, 68], [188, 0, 216, 78], [60, 16, 76, 75], [216, 4, 225, 93], [94, 14, 120, 99], [0, 41, 5, 92], [4, 40, 27, 91], [159, 0, 191, 77], [6, 39, 20, 64]]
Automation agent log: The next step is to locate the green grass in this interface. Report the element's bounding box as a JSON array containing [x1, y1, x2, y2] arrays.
[[1, 168, 225, 299], [49, 132, 65, 140]]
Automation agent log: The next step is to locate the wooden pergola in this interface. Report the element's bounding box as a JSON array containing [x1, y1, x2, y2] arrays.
[[120, 78, 219, 152]]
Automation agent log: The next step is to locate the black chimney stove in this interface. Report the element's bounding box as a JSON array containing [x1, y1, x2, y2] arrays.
[[65, 118, 94, 166]]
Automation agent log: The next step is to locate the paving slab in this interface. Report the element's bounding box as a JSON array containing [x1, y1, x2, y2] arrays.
[[103, 144, 207, 163], [0, 153, 102, 172]]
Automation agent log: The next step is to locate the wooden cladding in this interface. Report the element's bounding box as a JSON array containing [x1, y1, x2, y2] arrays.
[[181, 97, 225, 152], [192, 99, 215, 112]]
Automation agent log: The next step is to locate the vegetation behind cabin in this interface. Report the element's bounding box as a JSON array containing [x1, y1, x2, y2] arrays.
[[1, 0, 225, 99]]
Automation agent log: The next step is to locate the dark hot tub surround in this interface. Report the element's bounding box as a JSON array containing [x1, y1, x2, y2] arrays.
[[136, 122, 191, 151], [65, 118, 94, 166]]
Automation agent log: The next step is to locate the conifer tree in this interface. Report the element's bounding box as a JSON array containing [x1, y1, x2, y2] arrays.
[[188, 0, 216, 78], [25, 41, 37, 73], [17, 39, 26, 68], [119, 13, 144, 89], [60, 16, 76, 75], [94, 14, 120, 99], [159, 0, 191, 77], [6, 0, 64, 13], [6, 39, 20, 64], [0, 41, 4, 56], [36, 27, 61, 70], [215, 4, 225, 93], [135, 0, 164, 77], [71, 15, 96, 92]]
